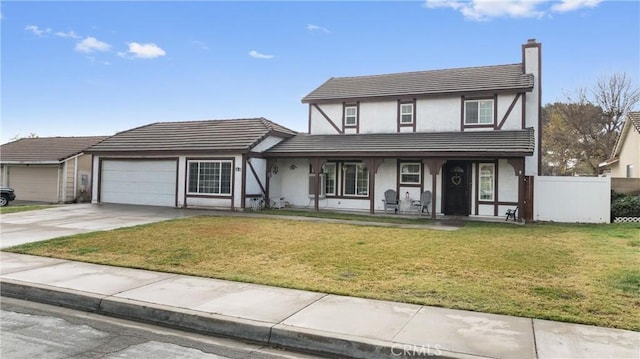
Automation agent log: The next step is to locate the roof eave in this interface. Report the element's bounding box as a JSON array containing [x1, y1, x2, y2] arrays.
[[263, 150, 534, 158], [301, 86, 534, 104], [0, 160, 62, 165]]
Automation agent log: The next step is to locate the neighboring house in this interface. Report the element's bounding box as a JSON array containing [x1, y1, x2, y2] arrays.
[[263, 39, 542, 221], [86, 118, 296, 209], [0, 136, 108, 203], [601, 112, 640, 178]]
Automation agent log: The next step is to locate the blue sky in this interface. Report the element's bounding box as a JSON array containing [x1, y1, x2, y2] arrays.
[[1, 0, 639, 144]]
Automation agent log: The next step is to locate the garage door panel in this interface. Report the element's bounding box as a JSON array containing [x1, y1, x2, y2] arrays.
[[8, 166, 59, 202], [101, 160, 177, 207]]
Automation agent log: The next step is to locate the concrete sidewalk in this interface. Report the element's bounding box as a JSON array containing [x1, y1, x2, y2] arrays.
[[0, 252, 637, 359]]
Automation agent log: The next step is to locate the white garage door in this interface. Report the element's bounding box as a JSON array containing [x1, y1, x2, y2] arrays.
[[101, 160, 177, 207], [8, 166, 59, 202]]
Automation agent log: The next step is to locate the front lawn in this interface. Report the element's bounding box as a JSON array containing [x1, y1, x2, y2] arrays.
[[4, 217, 639, 330]]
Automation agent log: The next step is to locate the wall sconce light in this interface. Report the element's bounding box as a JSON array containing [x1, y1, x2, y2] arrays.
[[289, 164, 297, 170], [235, 167, 241, 172]]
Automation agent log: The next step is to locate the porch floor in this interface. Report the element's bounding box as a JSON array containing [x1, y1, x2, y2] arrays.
[[258, 206, 523, 226]]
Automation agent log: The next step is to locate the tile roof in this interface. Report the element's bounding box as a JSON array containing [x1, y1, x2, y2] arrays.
[[628, 112, 640, 132], [302, 64, 534, 103], [87, 118, 296, 153], [265, 129, 535, 157], [0, 136, 109, 163]]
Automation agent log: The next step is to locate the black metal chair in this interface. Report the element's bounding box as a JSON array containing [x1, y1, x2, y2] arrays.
[[505, 207, 518, 221]]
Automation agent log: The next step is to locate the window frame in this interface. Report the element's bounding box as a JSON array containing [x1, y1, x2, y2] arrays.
[[478, 163, 495, 202], [399, 103, 414, 124], [344, 105, 358, 127], [322, 162, 337, 196], [187, 159, 233, 196], [464, 99, 495, 126], [342, 162, 369, 197], [399, 162, 421, 185]]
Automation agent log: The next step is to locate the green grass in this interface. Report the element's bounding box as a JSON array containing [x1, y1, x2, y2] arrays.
[[0, 205, 56, 214], [4, 217, 639, 331]]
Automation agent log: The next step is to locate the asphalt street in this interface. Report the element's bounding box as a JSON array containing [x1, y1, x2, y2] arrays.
[[0, 297, 324, 359]]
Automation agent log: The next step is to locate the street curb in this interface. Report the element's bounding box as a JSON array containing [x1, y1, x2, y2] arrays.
[[0, 279, 481, 359], [0, 279, 104, 312], [99, 296, 273, 343]]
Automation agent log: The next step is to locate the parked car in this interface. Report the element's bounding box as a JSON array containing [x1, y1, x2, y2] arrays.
[[1, 187, 16, 207]]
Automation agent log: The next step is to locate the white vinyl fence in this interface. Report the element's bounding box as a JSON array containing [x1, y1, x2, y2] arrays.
[[534, 176, 611, 223]]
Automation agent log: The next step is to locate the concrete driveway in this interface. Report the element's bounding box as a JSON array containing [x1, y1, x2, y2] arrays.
[[0, 204, 201, 249]]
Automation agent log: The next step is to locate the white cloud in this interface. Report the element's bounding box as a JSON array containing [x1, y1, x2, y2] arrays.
[[551, 0, 602, 13], [75, 37, 111, 53], [25, 25, 51, 37], [425, 0, 602, 21], [55, 30, 80, 39], [124, 42, 166, 59], [307, 24, 330, 33], [249, 50, 274, 59]]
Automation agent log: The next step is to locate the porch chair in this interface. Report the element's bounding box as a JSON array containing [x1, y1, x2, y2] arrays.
[[382, 189, 399, 214], [505, 207, 518, 221], [411, 190, 432, 216]]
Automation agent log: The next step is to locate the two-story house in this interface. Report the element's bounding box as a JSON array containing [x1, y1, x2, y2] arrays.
[[264, 39, 541, 221]]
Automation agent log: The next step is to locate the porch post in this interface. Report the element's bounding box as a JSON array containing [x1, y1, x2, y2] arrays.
[[265, 158, 277, 209], [423, 158, 446, 219], [363, 158, 384, 214], [507, 158, 525, 222]]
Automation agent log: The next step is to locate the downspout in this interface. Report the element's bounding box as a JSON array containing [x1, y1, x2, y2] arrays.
[[73, 156, 78, 202]]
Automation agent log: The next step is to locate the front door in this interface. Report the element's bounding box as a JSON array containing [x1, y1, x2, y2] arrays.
[[443, 161, 471, 215]]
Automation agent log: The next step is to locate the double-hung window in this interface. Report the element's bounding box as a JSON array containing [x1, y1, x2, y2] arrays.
[[323, 162, 337, 196], [187, 160, 232, 195], [345, 106, 357, 126], [479, 163, 495, 201], [400, 163, 421, 184], [400, 103, 414, 124], [343, 163, 368, 196], [465, 99, 494, 125]]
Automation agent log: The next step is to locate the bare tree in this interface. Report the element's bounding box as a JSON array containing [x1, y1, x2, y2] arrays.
[[543, 73, 640, 175]]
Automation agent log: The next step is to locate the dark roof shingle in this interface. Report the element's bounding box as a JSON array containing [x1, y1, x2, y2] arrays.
[[1, 136, 109, 163], [302, 64, 533, 102], [628, 112, 640, 132], [265, 129, 535, 157], [87, 118, 296, 153]]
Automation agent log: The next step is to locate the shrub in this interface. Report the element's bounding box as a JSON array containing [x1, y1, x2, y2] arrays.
[[611, 194, 640, 218]]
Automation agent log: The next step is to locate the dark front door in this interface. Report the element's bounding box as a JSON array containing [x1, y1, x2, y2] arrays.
[[443, 161, 471, 215]]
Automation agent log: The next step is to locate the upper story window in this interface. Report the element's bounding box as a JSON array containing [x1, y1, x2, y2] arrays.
[[345, 105, 358, 127], [400, 163, 421, 184], [465, 99, 494, 125], [187, 160, 232, 195], [400, 103, 414, 124]]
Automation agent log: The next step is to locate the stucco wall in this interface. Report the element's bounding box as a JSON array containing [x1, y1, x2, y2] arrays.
[[611, 127, 639, 178], [309, 94, 527, 135]]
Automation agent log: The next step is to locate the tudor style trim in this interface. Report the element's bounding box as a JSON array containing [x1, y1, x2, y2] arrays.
[[498, 93, 522, 130], [313, 103, 343, 134], [397, 99, 417, 132], [342, 102, 360, 133]]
